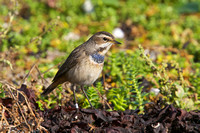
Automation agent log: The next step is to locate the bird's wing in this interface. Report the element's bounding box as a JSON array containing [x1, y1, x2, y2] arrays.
[[52, 45, 85, 82]]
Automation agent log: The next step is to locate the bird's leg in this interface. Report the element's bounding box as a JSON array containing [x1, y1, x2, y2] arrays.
[[71, 84, 84, 121], [80, 85, 93, 108], [72, 84, 79, 111]]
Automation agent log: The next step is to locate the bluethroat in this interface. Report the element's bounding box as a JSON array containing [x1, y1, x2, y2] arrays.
[[41, 31, 121, 109]]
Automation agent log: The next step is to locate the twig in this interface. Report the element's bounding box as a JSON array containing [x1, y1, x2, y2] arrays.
[[0, 105, 22, 131], [1, 105, 20, 125], [6, 84, 32, 131], [42, 61, 63, 74], [35, 66, 49, 85], [36, 117, 44, 131], [1, 106, 9, 127], [17, 91, 37, 119], [22, 63, 37, 85], [94, 86, 112, 110], [39, 125, 49, 133], [0, 80, 42, 131], [102, 71, 106, 88], [102, 71, 112, 110]]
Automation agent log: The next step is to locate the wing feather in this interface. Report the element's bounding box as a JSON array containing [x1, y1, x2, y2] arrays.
[[52, 44, 85, 82]]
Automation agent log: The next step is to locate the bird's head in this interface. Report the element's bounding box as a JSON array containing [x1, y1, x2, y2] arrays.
[[86, 31, 121, 55]]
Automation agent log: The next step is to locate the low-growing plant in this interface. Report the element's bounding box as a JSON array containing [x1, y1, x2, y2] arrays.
[[139, 45, 199, 111], [81, 82, 105, 109], [106, 51, 149, 112], [0, 83, 5, 98], [82, 50, 150, 112]]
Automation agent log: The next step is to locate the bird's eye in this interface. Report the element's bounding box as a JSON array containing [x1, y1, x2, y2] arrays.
[[103, 37, 108, 42]]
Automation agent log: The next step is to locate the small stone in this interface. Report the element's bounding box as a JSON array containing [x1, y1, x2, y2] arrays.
[[150, 88, 160, 95], [63, 32, 80, 41], [82, 0, 94, 13], [112, 28, 125, 39]]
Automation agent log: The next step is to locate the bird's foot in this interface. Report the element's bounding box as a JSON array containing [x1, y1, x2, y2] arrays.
[[70, 106, 84, 122]]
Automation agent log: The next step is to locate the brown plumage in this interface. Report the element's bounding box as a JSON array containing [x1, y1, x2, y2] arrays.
[[41, 31, 121, 108]]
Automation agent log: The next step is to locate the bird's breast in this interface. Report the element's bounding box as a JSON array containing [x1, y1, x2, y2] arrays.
[[89, 53, 104, 64], [66, 56, 103, 85]]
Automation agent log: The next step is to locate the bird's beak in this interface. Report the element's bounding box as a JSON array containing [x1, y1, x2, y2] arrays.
[[113, 40, 121, 44]]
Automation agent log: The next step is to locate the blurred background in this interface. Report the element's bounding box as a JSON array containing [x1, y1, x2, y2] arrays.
[[0, 0, 200, 111]]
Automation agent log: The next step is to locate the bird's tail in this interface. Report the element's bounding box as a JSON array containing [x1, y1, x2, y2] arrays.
[[41, 79, 63, 96]]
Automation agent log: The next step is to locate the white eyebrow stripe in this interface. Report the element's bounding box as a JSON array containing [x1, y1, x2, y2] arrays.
[[96, 34, 107, 38], [96, 34, 112, 39]]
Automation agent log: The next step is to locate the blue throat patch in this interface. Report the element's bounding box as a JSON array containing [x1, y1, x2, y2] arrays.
[[91, 53, 104, 63]]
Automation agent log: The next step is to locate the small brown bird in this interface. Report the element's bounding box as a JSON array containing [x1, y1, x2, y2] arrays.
[[41, 31, 121, 109]]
